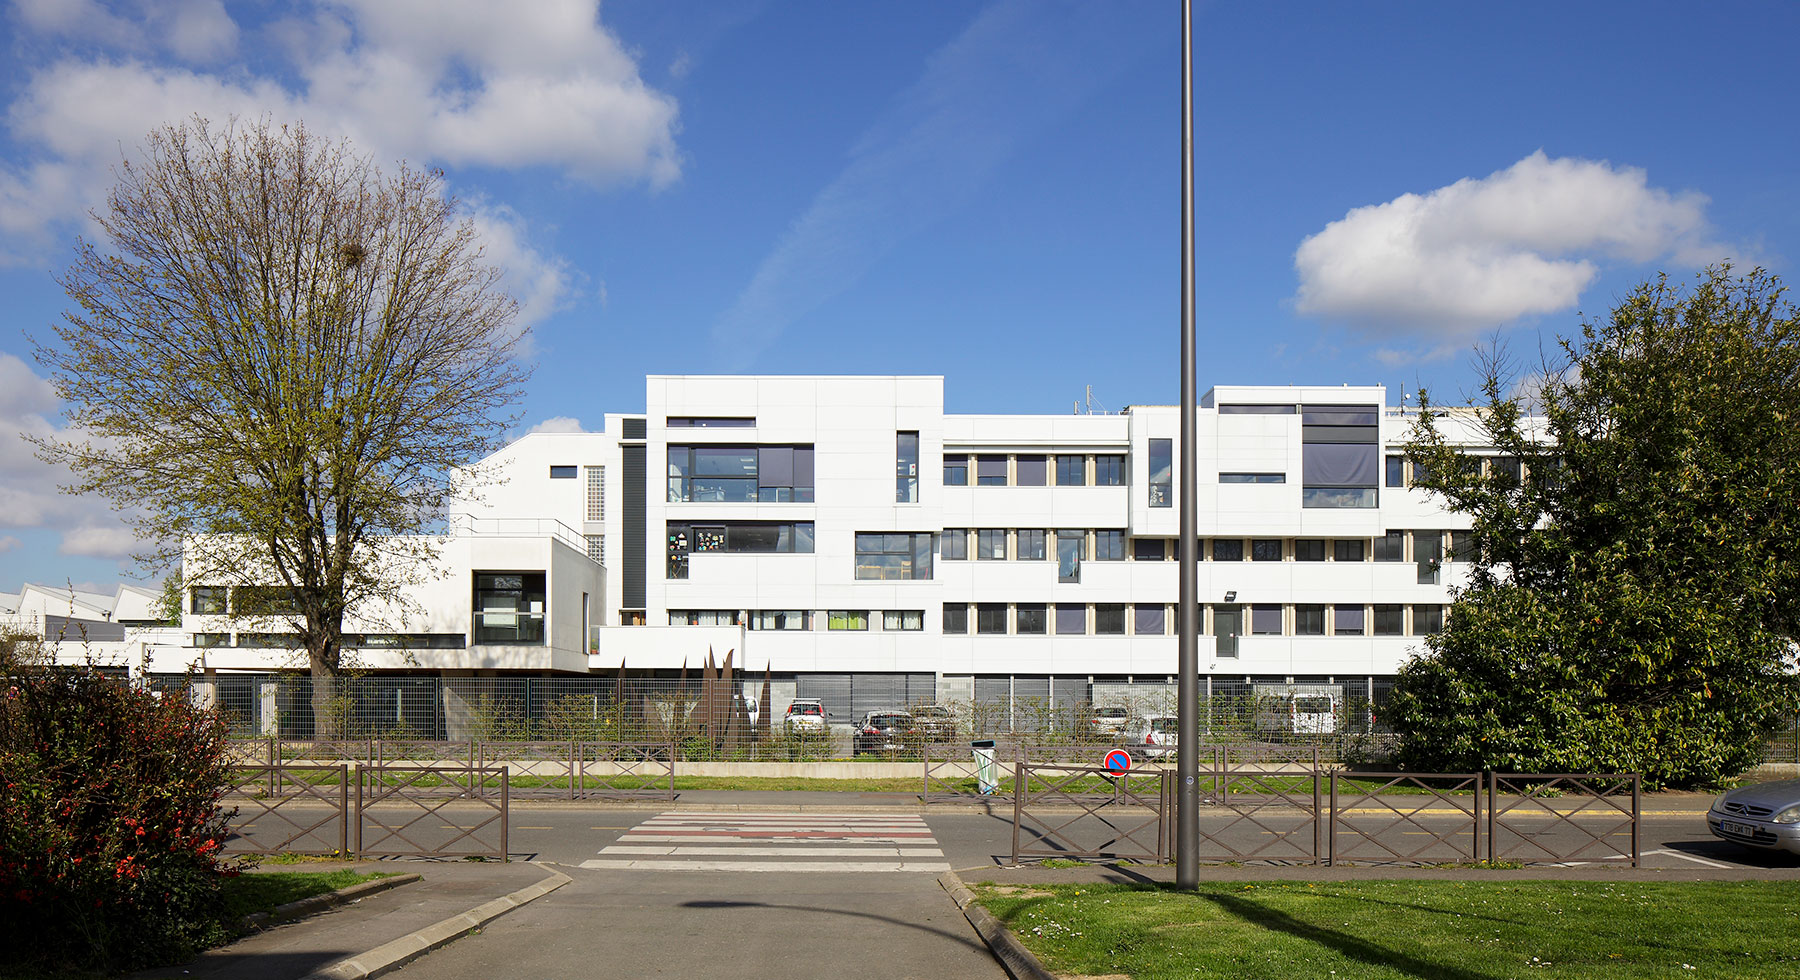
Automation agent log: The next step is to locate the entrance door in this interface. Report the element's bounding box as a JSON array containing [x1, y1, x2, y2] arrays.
[[1213, 604, 1242, 658]]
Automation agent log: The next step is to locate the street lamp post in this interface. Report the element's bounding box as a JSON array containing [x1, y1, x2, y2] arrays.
[[1176, 0, 1200, 891]]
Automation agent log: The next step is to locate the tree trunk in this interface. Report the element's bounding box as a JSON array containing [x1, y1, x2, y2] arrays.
[[309, 645, 339, 740]]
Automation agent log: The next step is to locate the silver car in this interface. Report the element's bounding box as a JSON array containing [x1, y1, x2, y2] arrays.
[[1708, 778, 1800, 855]]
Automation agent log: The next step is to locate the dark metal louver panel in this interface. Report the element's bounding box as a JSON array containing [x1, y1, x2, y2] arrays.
[[622, 444, 646, 608]]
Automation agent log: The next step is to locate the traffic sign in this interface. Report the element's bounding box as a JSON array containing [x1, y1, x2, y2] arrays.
[[1103, 748, 1132, 773]]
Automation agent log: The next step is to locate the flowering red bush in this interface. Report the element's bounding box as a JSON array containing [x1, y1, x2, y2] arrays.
[[1, 665, 240, 972]]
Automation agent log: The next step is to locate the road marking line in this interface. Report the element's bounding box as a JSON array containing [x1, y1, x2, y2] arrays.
[[516, 826, 554, 830], [578, 859, 953, 873], [600, 845, 945, 857], [1642, 848, 1734, 869], [620, 834, 933, 844]]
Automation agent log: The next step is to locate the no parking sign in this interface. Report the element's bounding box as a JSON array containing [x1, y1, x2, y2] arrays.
[[1102, 748, 1132, 774]]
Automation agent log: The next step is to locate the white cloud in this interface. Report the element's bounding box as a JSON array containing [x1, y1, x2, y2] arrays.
[[528, 417, 586, 434], [58, 525, 137, 558], [1294, 151, 1736, 338], [463, 200, 577, 330], [0, 354, 139, 555], [0, 0, 679, 265], [0, 536, 18, 554]]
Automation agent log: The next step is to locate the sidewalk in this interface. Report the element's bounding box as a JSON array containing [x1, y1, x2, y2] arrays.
[[128, 861, 568, 980]]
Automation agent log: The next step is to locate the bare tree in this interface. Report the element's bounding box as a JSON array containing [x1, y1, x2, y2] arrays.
[[30, 118, 530, 736]]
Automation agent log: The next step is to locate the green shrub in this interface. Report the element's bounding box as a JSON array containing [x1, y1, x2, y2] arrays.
[[1, 665, 240, 973]]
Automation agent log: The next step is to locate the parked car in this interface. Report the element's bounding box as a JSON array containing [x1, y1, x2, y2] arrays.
[[1086, 705, 1129, 740], [908, 703, 957, 742], [783, 698, 827, 734], [1708, 779, 1800, 856], [1121, 714, 1178, 759], [853, 710, 918, 755]]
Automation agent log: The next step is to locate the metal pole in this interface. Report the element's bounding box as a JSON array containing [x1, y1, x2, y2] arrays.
[[1176, 0, 1200, 891]]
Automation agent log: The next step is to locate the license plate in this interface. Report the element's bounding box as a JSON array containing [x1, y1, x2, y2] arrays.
[[1721, 820, 1758, 836]]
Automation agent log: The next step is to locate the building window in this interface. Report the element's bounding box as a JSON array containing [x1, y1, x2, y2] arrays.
[[1374, 531, 1406, 562], [1094, 530, 1125, 561], [1094, 455, 1125, 486], [237, 633, 301, 648], [1415, 531, 1443, 584], [1212, 538, 1243, 562], [1055, 454, 1086, 486], [976, 603, 1008, 634], [1218, 404, 1296, 414], [941, 529, 968, 560], [1148, 439, 1172, 507], [1219, 472, 1285, 484], [473, 572, 546, 645], [666, 417, 754, 427], [1016, 529, 1047, 561], [192, 632, 229, 648], [883, 610, 924, 631], [1055, 603, 1086, 635], [1302, 404, 1379, 508], [669, 609, 739, 626], [1373, 604, 1404, 635], [585, 534, 604, 563], [1133, 538, 1166, 561], [944, 456, 969, 486], [1016, 603, 1047, 634], [585, 465, 604, 519], [190, 586, 227, 615], [1095, 603, 1126, 635], [234, 586, 300, 616], [896, 431, 919, 503], [667, 445, 814, 503], [1386, 455, 1405, 487], [853, 532, 934, 581], [977, 529, 1007, 561], [1057, 529, 1083, 583], [752, 610, 808, 630], [1334, 539, 1365, 562], [1294, 540, 1326, 562], [550, 465, 577, 479], [1413, 604, 1444, 635], [1334, 605, 1365, 635], [1250, 604, 1283, 635], [943, 604, 969, 634], [1295, 604, 1326, 636], [827, 611, 869, 631], [667, 521, 815, 579], [976, 455, 1008, 486], [1491, 456, 1522, 484], [1133, 604, 1166, 635], [1251, 539, 1283, 562], [1015, 455, 1048, 487], [1450, 530, 1475, 563]]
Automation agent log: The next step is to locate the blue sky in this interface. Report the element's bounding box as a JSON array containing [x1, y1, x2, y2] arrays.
[[1, 0, 1796, 590]]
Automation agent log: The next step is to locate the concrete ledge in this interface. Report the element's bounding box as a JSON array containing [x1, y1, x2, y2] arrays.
[[938, 870, 1056, 980], [301, 865, 571, 980], [240, 873, 421, 932]]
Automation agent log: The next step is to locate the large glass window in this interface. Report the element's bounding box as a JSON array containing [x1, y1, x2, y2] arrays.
[[549, 465, 577, 479], [1015, 603, 1047, 634], [234, 586, 300, 616], [1133, 604, 1166, 635], [190, 586, 227, 615], [1334, 539, 1365, 562], [1250, 604, 1283, 635], [1016, 529, 1047, 561], [941, 529, 967, 561], [667, 521, 814, 578], [1295, 604, 1326, 635], [1294, 540, 1326, 562], [667, 417, 753, 427], [976, 603, 1008, 634], [1251, 539, 1283, 562], [1055, 604, 1086, 635], [853, 532, 934, 581], [1374, 531, 1406, 562], [1094, 530, 1125, 561], [1302, 404, 1379, 508], [896, 431, 919, 503], [1095, 603, 1126, 635], [752, 610, 808, 630], [1212, 538, 1243, 561], [1219, 472, 1285, 484], [943, 604, 968, 634], [1015, 455, 1048, 486], [473, 572, 546, 645], [1133, 538, 1166, 561], [1057, 529, 1084, 583], [883, 610, 924, 631], [667, 444, 814, 502], [944, 455, 968, 486], [1334, 605, 1365, 635], [1094, 455, 1125, 486], [1148, 439, 1172, 507], [1373, 604, 1404, 635], [1055, 454, 1086, 486], [669, 610, 739, 626], [1386, 455, 1405, 487], [976, 455, 1008, 486], [977, 528, 1007, 560], [828, 610, 869, 631], [1450, 530, 1475, 563], [1413, 604, 1444, 635], [1415, 531, 1443, 584]]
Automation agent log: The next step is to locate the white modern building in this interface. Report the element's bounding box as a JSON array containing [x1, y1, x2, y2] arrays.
[[131, 375, 1493, 733]]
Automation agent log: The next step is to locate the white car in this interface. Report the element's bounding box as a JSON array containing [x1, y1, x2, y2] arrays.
[[783, 698, 827, 734], [1709, 778, 1800, 856], [1121, 714, 1178, 758], [1087, 706, 1129, 739]]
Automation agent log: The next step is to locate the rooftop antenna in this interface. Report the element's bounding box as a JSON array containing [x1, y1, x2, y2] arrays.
[[1076, 385, 1109, 416]]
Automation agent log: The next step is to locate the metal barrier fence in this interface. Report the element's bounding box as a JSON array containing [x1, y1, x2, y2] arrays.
[[1012, 763, 1172, 863], [1488, 773, 1639, 867], [1330, 772, 1480, 866], [223, 764, 349, 856], [575, 741, 677, 800], [1193, 745, 1323, 864], [221, 762, 509, 860]]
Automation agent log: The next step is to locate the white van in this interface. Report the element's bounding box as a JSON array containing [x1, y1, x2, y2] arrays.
[[1253, 689, 1341, 736]]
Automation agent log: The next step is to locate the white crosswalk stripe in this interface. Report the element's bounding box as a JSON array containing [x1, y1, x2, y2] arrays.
[[579, 812, 950, 872]]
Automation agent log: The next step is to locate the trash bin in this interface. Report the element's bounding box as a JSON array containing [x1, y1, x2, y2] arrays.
[[970, 739, 998, 795]]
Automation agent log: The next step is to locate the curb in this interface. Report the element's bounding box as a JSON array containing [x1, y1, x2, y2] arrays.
[[300, 865, 572, 980], [938, 870, 1056, 980], [240, 873, 422, 932]]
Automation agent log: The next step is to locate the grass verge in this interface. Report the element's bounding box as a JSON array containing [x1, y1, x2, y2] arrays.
[[221, 869, 394, 922], [973, 879, 1800, 979]]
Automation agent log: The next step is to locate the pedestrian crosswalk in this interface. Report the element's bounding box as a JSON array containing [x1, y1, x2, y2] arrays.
[[579, 812, 950, 873]]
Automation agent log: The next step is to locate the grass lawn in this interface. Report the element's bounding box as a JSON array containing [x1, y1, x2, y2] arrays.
[[220, 869, 394, 922], [974, 879, 1800, 979]]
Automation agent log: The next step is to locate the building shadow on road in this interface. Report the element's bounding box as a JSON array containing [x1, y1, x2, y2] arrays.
[[679, 899, 988, 954]]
